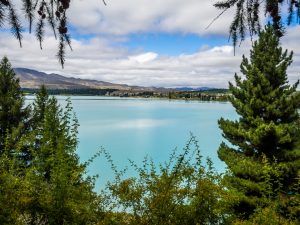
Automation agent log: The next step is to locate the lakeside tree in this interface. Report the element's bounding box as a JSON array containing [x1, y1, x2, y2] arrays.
[[22, 89, 102, 224], [0, 56, 31, 224], [0, 56, 31, 163], [0, 57, 29, 224], [0, 57, 102, 224], [218, 25, 300, 222]]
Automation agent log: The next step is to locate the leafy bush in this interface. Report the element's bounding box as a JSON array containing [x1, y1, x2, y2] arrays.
[[99, 135, 225, 225]]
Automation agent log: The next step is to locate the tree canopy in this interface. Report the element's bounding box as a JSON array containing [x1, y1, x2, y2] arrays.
[[0, 56, 31, 162], [218, 25, 300, 222], [0, 58, 103, 224]]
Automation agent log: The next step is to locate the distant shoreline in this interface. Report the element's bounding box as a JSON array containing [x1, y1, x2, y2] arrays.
[[22, 88, 230, 102]]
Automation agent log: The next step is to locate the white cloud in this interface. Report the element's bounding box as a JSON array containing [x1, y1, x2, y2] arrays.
[[0, 2, 299, 88], [208, 46, 233, 54], [1, 25, 299, 88], [129, 52, 158, 64], [68, 0, 235, 36]]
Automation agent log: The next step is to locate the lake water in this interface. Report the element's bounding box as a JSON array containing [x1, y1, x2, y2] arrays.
[[26, 96, 237, 190]]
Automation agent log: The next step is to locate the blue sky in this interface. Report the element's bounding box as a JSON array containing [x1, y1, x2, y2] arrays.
[[120, 33, 229, 56], [0, 0, 299, 87], [69, 29, 229, 56]]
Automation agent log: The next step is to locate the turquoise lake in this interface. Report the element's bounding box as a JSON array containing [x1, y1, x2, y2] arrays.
[[26, 96, 238, 190]]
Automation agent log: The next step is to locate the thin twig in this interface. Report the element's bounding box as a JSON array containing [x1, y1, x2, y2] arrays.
[[205, 8, 228, 30]]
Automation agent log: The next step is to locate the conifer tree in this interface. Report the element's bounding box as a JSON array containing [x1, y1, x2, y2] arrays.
[[218, 25, 300, 220], [24, 88, 102, 224], [0, 61, 101, 223], [0, 56, 30, 159], [0, 56, 31, 224]]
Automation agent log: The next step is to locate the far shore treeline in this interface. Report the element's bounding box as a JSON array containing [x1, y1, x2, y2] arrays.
[[0, 26, 299, 224], [21, 87, 230, 101]]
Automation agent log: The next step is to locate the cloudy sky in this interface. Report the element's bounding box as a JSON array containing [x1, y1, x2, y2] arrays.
[[0, 0, 299, 88]]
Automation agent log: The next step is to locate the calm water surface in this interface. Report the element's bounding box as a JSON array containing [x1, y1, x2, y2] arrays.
[[26, 96, 237, 190]]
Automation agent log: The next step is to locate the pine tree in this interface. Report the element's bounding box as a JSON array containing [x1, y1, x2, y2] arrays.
[[0, 56, 30, 159], [0, 61, 102, 223], [32, 85, 48, 125], [24, 88, 101, 224], [0, 56, 31, 224], [218, 25, 300, 220]]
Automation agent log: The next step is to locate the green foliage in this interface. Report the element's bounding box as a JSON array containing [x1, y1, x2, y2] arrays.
[[230, 156, 300, 224], [99, 135, 225, 225], [0, 56, 31, 162], [0, 57, 102, 224], [233, 207, 298, 225], [1, 53, 299, 224], [0, 154, 24, 224], [22, 86, 102, 224], [218, 26, 300, 221], [0, 0, 75, 67], [214, 0, 300, 48]]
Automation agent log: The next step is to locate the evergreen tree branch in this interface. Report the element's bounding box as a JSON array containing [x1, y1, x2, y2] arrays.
[[205, 8, 228, 30], [214, 0, 300, 49], [8, 2, 22, 47], [0, 4, 5, 27], [23, 0, 34, 33], [36, 16, 44, 49], [45, 2, 56, 39], [287, 1, 294, 26], [64, 33, 72, 51], [57, 34, 65, 68]]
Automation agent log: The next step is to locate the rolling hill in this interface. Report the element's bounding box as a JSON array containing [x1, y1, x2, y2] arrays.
[[13, 68, 160, 91]]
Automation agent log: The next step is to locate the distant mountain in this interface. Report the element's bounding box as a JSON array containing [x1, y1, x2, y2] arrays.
[[13, 68, 162, 91], [174, 87, 216, 91]]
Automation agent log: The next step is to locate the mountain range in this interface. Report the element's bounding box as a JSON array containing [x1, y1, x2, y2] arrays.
[[174, 87, 214, 91], [13, 68, 161, 91], [13, 68, 218, 92]]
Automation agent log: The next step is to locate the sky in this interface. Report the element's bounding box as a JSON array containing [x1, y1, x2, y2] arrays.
[[0, 0, 299, 88]]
